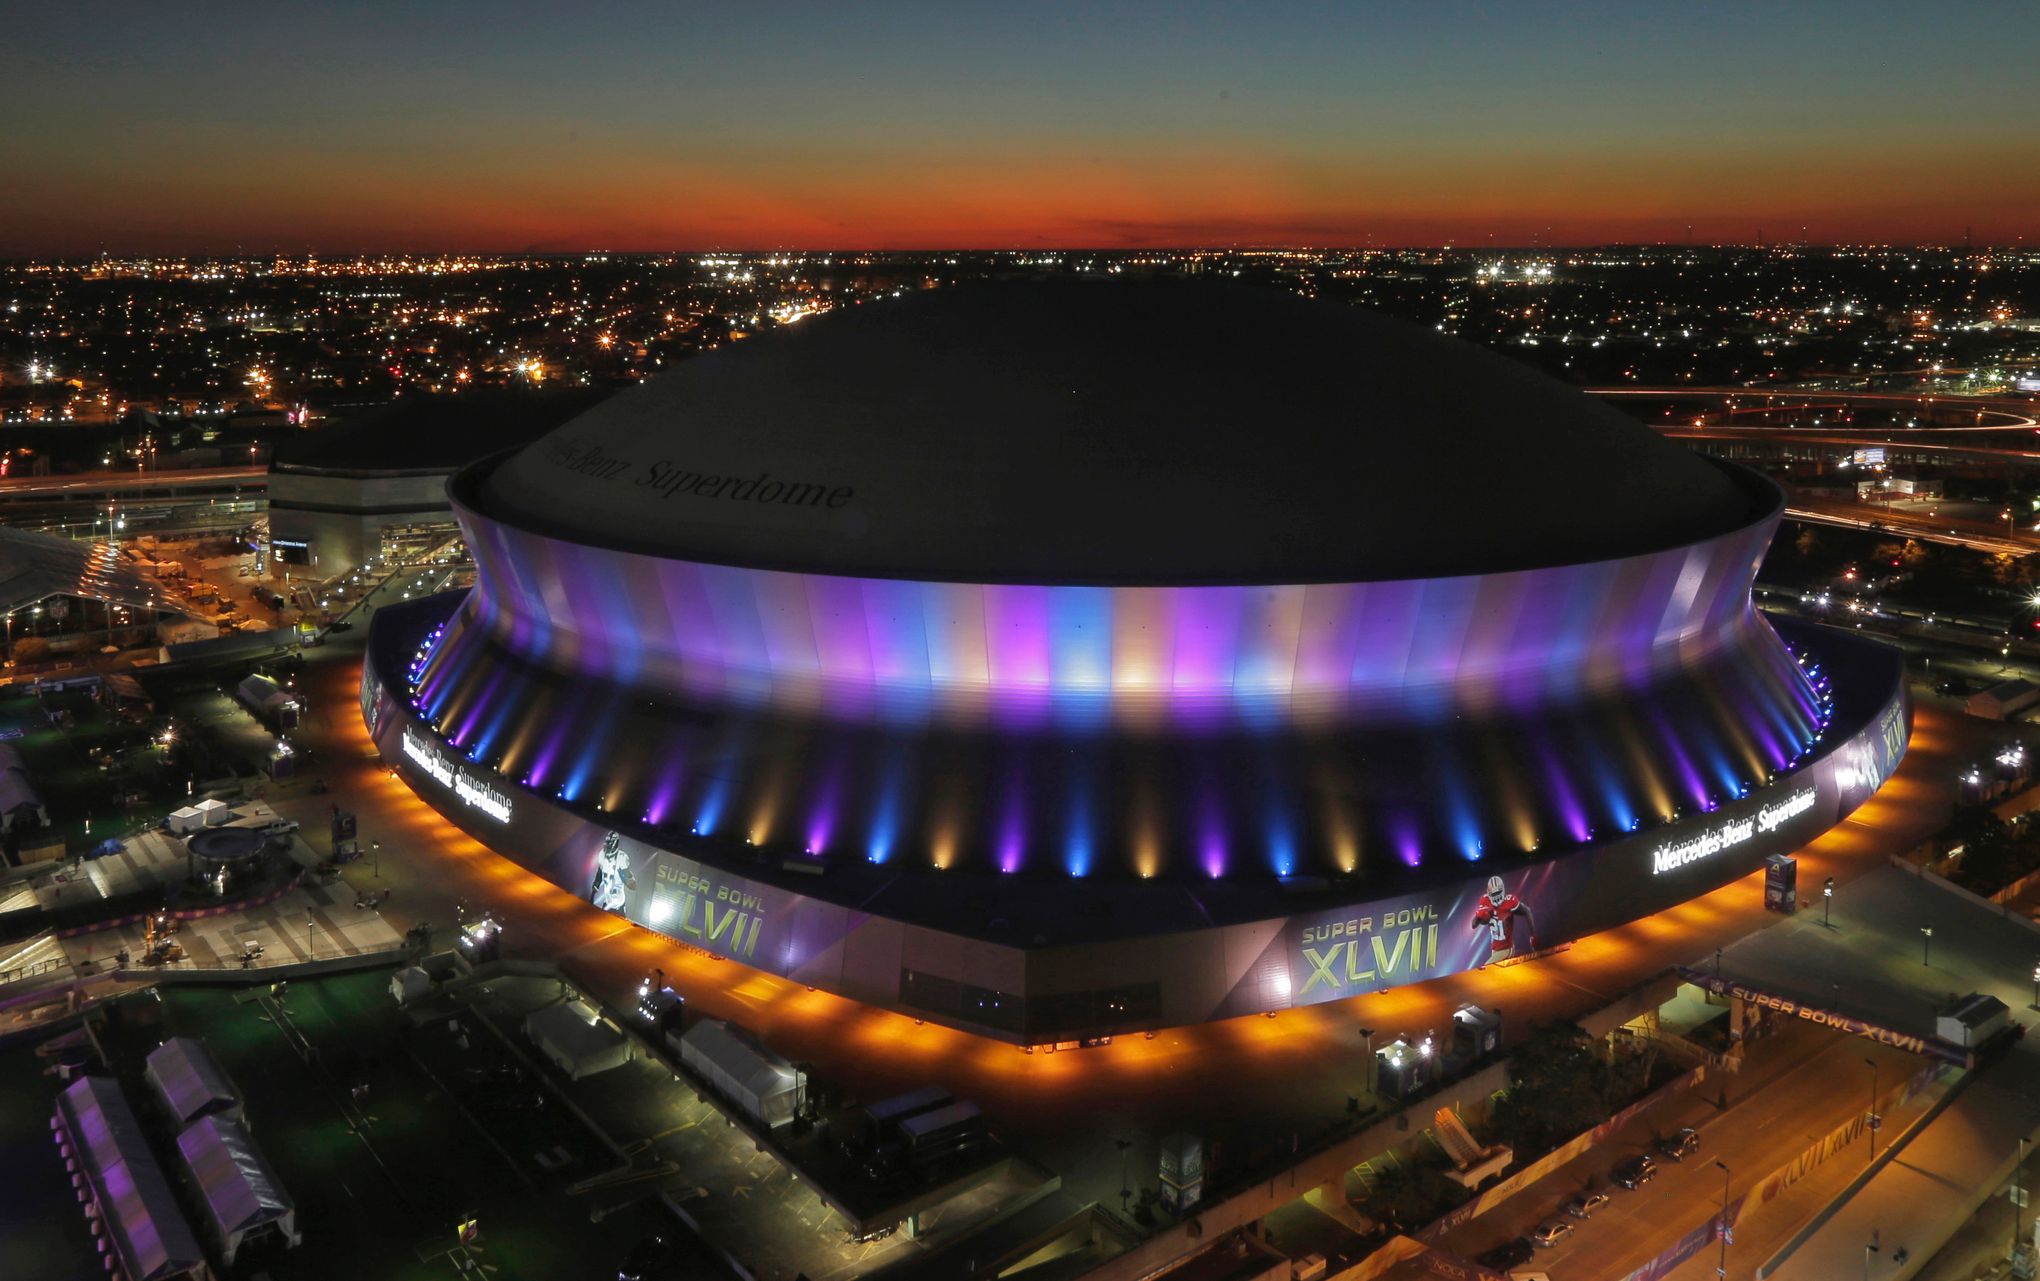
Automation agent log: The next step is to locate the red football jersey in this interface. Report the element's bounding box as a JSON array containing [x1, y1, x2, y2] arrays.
[[1474, 892, 1525, 954]]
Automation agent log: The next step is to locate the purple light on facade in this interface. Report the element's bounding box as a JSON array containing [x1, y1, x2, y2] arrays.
[[804, 744, 850, 856], [449, 499, 1807, 736], [645, 751, 689, 827], [1391, 814, 1424, 868]]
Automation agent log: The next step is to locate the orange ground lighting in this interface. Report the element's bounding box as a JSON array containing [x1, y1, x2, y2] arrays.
[[311, 650, 1986, 1118]]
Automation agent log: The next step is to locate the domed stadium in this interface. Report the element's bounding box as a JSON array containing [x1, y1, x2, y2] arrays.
[[362, 280, 1910, 1043]]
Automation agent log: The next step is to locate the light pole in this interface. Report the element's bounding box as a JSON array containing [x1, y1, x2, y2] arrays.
[[372, 840, 381, 879], [1866, 1058, 1881, 1162], [2016, 1135, 2028, 1264], [1922, 925, 1934, 967], [1714, 1159, 1731, 1280], [2031, 960, 2039, 1012], [1360, 1026, 1376, 1096], [306, 908, 316, 959], [1115, 1137, 1133, 1212], [1864, 1231, 1879, 1281]]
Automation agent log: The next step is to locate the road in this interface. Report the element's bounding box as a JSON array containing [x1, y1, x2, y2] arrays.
[[252, 631, 2011, 1221], [1593, 385, 2039, 423], [0, 465, 266, 496], [1434, 1022, 1931, 1279], [1783, 495, 2036, 557]]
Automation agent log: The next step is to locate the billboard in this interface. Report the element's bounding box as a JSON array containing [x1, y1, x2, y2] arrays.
[[1276, 754, 1851, 1010], [573, 827, 865, 977]]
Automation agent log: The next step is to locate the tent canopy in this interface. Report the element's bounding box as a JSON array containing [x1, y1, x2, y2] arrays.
[[56, 1076, 206, 1281], [678, 1020, 798, 1126], [0, 524, 194, 617], [176, 1114, 295, 1242], [146, 1036, 242, 1127], [524, 1000, 631, 1079]]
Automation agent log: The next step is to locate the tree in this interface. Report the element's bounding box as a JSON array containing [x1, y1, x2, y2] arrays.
[[1990, 553, 2034, 589], [1489, 1021, 1612, 1157]]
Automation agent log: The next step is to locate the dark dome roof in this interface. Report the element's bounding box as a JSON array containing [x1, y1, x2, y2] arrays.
[[277, 388, 611, 474], [475, 279, 1764, 584]]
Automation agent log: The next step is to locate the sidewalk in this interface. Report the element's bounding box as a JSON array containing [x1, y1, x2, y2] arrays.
[[1763, 1021, 2040, 1279], [65, 875, 405, 974], [1916, 1135, 2040, 1281]]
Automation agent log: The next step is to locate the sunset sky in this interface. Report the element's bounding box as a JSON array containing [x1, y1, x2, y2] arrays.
[[3, 1, 2036, 255]]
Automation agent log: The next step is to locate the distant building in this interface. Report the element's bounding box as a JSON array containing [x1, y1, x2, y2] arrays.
[[266, 389, 609, 578]]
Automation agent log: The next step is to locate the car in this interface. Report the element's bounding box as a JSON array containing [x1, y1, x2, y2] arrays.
[[1530, 1219, 1575, 1248], [1477, 1238, 1535, 1270], [1562, 1189, 1610, 1219], [1612, 1155, 1658, 1189], [1656, 1127, 1700, 1161]]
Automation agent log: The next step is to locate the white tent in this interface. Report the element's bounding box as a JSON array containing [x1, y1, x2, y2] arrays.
[[176, 1114, 299, 1264], [678, 1020, 798, 1128], [194, 797, 232, 826], [389, 966, 434, 1006], [167, 805, 205, 834], [524, 1000, 632, 1079], [145, 1036, 243, 1129]]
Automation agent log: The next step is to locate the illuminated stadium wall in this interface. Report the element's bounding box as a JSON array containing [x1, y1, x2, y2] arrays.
[[386, 461, 1839, 885], [365, 595, 1908, 1042], [453, 482, 1797, 732]]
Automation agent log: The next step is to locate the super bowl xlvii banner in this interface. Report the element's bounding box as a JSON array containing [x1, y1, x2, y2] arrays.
[[578, 828, 861, 979], [1286, 859, 1580, 1006]]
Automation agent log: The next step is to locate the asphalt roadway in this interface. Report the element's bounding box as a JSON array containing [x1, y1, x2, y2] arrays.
[[269, 631, 2014, 1219], [1428, 1001, 1940, 1280]]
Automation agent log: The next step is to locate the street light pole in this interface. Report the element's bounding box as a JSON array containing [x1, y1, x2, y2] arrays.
[[1922, 925, 1934, 967], [1823, 876, 1835, 928], [1715, 1159, 1731, 1281], [2016, 1135, 2027, 1264], [1360, 1026, 1376, 1096], [1866, 1058, 1881, 1162], [307, 908, 316, 958]]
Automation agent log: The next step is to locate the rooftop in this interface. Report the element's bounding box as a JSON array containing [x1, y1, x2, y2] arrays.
[[275, 387, 611, 476], [478, 279, 1763, 585]]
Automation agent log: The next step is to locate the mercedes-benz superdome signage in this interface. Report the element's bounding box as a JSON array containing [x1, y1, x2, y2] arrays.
[[1650, 786, 1815, 875], [401, 726, 512, 823]]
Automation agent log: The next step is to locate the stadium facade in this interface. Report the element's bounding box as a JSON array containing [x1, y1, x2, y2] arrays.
[[362, 281, 1909, 1044]]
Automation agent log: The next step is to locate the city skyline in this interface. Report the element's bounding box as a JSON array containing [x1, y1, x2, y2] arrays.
[[3, 1, 2036, 256]]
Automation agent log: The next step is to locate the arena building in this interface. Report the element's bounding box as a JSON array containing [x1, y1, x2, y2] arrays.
[[361, 281, 1910, 1044], [268, 389, 607, 577]]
